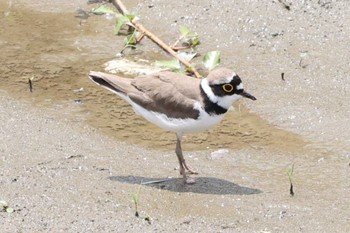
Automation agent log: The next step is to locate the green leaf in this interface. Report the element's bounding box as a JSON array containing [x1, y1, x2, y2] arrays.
[[131, 185, 142, 205], [91, 5, 115, 15], [134, 31, 141, 39], [185, 66, 194, 74], [114, 15, 131, 35], [179, 26, 199, 47], [177, 52, 197, 62], [286, 164, 294, 183], [203, 51, 221, 70], [180, 26, 191, 37], [132, 193, 138, 204], [183, 36, 200, 47], [124, 34, 137, 46], [126, 14, 136, 21], [155, 59, 181, 70], [191, 36, 200, 46]]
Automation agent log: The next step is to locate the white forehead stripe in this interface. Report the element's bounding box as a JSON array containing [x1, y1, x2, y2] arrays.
[[237, 83, 244, 90], [209, 74, 235, 85]]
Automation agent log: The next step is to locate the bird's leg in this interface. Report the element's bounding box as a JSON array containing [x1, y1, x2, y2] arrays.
[[175, 134, 198, 184], [176, 134, 198, 174]]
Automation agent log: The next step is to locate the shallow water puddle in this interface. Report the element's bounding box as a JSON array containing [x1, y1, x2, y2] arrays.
[[0, 3, 306, 152]]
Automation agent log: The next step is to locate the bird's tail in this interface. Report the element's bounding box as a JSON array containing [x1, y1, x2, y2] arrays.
[[88, 71, 132, 95]]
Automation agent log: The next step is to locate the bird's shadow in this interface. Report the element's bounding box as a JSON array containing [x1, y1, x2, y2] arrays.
[[109, 175, 262, 195]]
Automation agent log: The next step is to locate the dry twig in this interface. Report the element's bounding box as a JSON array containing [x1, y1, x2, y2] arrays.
[[110, 0, 202, 78]]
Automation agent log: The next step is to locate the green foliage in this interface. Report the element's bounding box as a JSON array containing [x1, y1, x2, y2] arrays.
[[114, 14, 131, 35], [0, 200, 14, 213], [286, 164, 295, 196], [113, 14, 141, 52], [155, 58, 181, 71], [203, 51, 221, 70], [179, 26, 200, 48], [92, 5, 222, 75], [131, 185, 142, 217], [124, 34, 136, 46], [286, 164, 294, 183], [179, 25, 191, 37], [91, 5, 115, 15], [177, 52, 197, 62], [130, 185, 151, 223], [131, 187, 140, 206]]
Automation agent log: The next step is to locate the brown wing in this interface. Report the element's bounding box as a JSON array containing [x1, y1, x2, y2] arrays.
[[129, 72, 202, 119], [88, 71, 202, 119]]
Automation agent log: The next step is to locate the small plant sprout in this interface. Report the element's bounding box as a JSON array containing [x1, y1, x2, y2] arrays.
[[113, 13, 143, 53], [0, 200, 14, 213], [28, 77, 33, 92], [171, 26, 200, 51], [286, 164, 295, 196], [130, 184, 152, 224], [121, 29, 141, 53], [131, 185, 142, 217], [28, 75, 41, 92], [144, 215, 151, 225]]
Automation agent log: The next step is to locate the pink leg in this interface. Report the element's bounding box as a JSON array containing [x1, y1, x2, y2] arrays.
[[175, 134, 198, 184]]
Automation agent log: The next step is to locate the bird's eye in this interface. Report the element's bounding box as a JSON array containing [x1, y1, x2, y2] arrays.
[[222, 84, 234, 93]]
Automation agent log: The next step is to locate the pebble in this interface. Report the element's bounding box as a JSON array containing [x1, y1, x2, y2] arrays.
[[209, 149, 229, 160]]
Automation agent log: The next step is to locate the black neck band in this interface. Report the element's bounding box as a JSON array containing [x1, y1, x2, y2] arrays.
[[200, 85, 228, 115]]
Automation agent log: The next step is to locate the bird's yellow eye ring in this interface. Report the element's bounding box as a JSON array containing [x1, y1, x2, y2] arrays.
[[222, 84, 234, 92]]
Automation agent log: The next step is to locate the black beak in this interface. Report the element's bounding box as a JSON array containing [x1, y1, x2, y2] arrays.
[[240, 90, 257, 100]]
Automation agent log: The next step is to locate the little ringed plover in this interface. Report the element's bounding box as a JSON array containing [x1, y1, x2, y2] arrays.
[[88, 67, 256, 184]]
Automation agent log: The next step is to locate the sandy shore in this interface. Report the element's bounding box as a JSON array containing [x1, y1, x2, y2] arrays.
[[0, 94, 349, 232]]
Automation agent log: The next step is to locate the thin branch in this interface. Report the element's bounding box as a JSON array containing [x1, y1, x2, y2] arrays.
[[110, 0, 202, 78], [136, 33, 145, 43], [113, 0, 128, 14], [171, 45, 192, 51], [171, 35, 184, 48]]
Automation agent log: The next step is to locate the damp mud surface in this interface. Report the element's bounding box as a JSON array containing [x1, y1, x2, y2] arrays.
[[1, 1, 349, 232], [0, 0, 306, 152]]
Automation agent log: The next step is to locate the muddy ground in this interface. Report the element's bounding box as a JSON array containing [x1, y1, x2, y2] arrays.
[[0, 0, 349, 232]]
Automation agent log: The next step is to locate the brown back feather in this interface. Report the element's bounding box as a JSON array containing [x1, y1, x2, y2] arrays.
[[89, 71, 202, 119], [130, 72, 202, 119]]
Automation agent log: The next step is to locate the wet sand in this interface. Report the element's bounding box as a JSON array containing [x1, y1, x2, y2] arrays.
[[1, 0, 349, 232], [1, 91, 349, 232]]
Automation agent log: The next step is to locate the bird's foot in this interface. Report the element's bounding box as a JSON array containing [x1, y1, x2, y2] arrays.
[[179, 167, 198, 175], [182, 162, 198, 175], [179, 165, 196, 184]]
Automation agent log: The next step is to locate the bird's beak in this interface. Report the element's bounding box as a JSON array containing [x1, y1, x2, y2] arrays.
[[240, 90, 257, 100]]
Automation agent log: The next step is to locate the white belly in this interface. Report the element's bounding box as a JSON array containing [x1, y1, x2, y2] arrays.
[[130, 100, 225, 134], [114, 92, 226, 134]]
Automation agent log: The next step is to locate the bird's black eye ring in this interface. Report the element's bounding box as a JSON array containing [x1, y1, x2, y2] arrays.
[[222, 84, 234, 92]]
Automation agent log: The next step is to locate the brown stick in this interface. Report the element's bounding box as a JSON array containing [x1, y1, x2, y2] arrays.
[[110, 0, 202, 78], [113, 0, 128, 14], [171, 46, 192, 51]]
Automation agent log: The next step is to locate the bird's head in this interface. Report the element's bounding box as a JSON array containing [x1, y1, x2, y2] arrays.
[[200, 67, 256, 109]]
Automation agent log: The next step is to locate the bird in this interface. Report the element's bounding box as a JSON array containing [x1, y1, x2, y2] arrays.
[[88, 67, 256, 184]]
